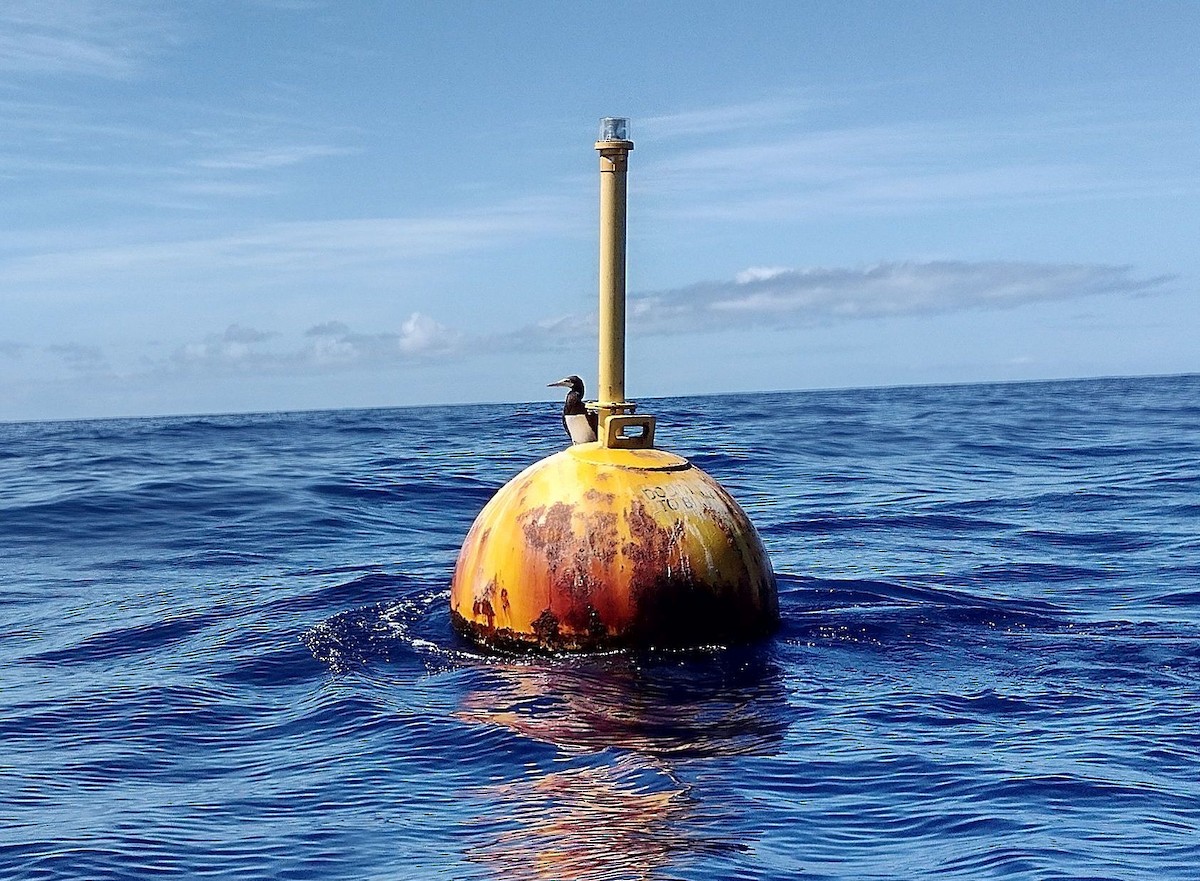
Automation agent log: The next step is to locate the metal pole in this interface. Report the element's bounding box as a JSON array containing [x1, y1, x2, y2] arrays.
[[595, 118, 633, 438]]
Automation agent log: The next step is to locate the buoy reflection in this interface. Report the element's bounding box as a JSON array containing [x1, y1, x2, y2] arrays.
[[466, 755, 736, 881], [457, 652, 792, 880], [456, 651, 790, 756]]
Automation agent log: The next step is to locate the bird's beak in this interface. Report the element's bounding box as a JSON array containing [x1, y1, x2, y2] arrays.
[[547, 378, 571, 388]]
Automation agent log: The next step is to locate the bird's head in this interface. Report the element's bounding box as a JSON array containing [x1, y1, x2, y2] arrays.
[[547, 375, 586, 396]]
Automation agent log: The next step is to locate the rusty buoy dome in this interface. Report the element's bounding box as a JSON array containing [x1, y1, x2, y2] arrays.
[[451, 442, 778, 651]]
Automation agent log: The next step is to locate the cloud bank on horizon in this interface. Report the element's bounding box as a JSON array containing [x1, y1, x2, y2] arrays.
[[7, 259, 1168, 381]]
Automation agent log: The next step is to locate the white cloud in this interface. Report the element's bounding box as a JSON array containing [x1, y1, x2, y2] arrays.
[[397, 312, 457, 355], [169, 313, 461, 374], [735, 266, 790, 285], [503, 261, 1171, 343], [655, 262, 1170, 330], [174, 325, 271, 369], [298, 313, 462, 365]]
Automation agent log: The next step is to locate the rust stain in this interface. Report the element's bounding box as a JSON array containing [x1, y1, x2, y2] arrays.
[[710, 507, 741, 554], [540, 502, 574, 572], [624, 501, 682, 564], [519, 504, 549, 550], [561, 602, 607, 640], [565, 550, 599, 599], [583, 508, 619, 565], [472, 596, 496, 631], [583, 487, 615, 505], [532, 608, 560, 644]]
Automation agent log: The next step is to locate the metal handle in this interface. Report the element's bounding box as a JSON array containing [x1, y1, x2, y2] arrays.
[[603, 414, 656, 450]]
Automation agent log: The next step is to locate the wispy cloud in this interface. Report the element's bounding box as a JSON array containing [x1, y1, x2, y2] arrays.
[[503, 261, 1171, 343], [196, 144, 357, 171], [640, 96, 816, 140], [0, 97, 361, 217], [638, 107, 1200, 222], [0, 1, 178, 78], [1, 196, 573, 288], [243, 0, 325, 10]]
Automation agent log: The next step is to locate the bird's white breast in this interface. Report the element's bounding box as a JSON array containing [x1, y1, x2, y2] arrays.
[[565, 413, 597, 444]]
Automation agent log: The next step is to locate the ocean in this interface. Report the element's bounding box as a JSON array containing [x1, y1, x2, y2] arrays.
[[2, 373, 1198, 880]]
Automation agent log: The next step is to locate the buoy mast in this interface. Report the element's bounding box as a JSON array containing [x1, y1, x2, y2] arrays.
[[596, 117, 634, 433], [590, 118, 656, 450]]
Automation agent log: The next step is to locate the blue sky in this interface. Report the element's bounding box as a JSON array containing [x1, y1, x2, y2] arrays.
[[2, 1, 1196, 421]]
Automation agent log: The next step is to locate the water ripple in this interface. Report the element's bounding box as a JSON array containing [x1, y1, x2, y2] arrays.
[[3, 375, 1200, 880]]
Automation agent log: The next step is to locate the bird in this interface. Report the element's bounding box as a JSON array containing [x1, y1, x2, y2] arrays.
[[547, 375, 598, 444]]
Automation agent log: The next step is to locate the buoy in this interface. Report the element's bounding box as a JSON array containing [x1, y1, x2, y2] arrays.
[[451, 430, 777, 650], [451, 118, 778, 651]]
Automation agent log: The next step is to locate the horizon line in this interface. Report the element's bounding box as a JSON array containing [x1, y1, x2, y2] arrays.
[[4, 369, 1196, 428]]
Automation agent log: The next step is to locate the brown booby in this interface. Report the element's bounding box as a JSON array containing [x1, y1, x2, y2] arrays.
[[547, 375, 598, 444]]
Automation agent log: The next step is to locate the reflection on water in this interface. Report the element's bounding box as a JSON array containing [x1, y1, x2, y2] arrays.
[[457, 650, 792, 880], [467, 755, 742, 881], [455, 649, 793, 757]]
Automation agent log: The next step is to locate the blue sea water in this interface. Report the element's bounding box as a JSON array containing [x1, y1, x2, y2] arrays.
[[2, 374, 1199, 880]]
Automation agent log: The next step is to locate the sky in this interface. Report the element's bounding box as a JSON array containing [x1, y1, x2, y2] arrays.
[[2, 0, 1197, 422]]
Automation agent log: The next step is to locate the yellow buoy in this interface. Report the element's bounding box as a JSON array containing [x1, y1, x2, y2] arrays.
[[450, 117, 778, 651], [451, 441, 777, 650]]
